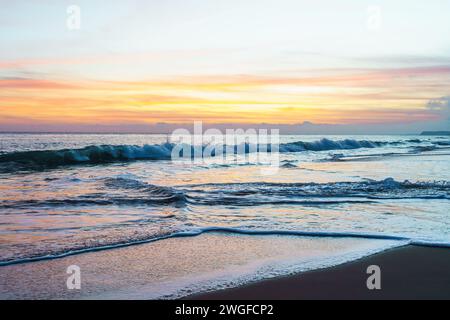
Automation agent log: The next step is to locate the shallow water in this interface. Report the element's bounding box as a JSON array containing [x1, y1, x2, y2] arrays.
[[0, 232, 402, 299]]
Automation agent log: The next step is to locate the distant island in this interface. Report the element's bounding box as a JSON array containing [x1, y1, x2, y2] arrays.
[[421, 131, 450, 136]]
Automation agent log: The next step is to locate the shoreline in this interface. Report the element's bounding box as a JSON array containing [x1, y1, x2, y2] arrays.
[[0, 233, 404, 299], [186, 245, 450, 300], [1, 233, 449, 299]]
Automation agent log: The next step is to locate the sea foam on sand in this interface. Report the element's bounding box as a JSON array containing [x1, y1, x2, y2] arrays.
[[0, 232, 402, 299]]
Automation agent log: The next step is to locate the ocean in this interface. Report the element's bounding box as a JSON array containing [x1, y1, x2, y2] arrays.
[[0, 133, 449, 298]]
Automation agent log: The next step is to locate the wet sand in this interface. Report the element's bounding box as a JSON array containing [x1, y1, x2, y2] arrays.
[[188, 245, 450, 300]]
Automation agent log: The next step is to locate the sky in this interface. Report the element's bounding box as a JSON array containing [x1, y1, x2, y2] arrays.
[[0, 0, 449, 133]]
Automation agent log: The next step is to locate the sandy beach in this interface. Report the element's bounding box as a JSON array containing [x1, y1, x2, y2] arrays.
[[188, 245, 450, 300]]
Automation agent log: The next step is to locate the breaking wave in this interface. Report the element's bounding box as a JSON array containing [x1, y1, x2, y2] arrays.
[[0, 144, 174, 171], [279, 138, 385, 152], [0, 138, 416, 172], [185, 178, 450, 204], [3, 177, 447, 211]]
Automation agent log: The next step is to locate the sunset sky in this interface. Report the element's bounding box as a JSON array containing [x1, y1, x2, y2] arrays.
[[1, 0, 449, 133]]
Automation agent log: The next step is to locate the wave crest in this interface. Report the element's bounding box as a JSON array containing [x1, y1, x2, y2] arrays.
[[1, 137, 448, 172]]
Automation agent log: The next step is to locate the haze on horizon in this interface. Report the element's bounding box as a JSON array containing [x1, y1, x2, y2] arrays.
[[1, 0, 449, 134]]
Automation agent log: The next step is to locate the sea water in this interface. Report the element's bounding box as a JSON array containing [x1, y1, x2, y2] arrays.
[[0, 134, 449, 298]]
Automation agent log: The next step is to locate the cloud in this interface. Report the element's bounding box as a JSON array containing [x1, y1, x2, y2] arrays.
[[427, 96, 450, 111], [426, 96, 450, 122], [0, 77, 78, 89]]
